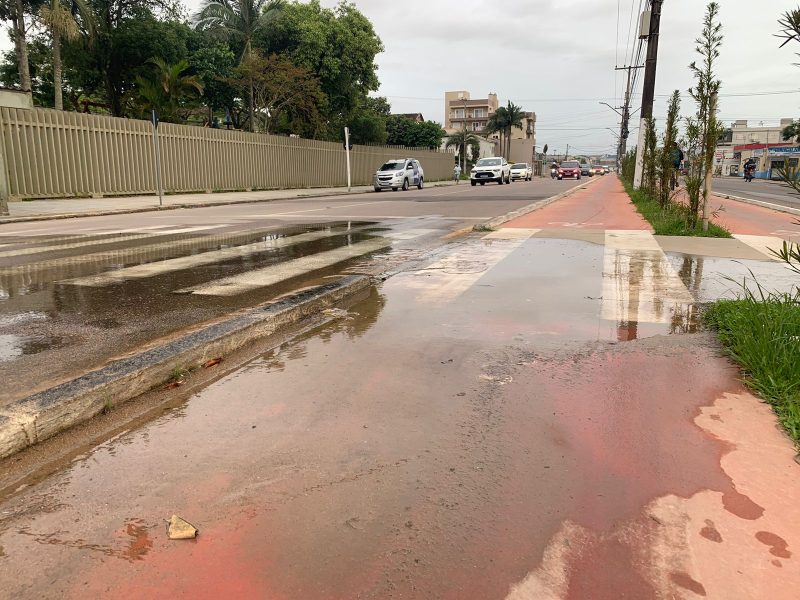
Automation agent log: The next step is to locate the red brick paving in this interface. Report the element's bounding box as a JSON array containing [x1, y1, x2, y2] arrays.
[[504, 175, 652, 231]]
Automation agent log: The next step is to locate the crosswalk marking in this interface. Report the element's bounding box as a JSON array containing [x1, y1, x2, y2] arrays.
[[601, 230, 694, 324], [58, 230, 354, 287], [175, 238, 392, 297], [0, 233, 158, 258], [732, 234, 785, 261], [397, 228, 535, 303], [384, 228, 438, 240]]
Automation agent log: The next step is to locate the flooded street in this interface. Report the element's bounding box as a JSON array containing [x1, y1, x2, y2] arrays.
[[0, 177, 798, 598]]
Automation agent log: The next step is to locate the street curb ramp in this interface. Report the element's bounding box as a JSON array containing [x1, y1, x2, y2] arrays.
[[0, 275, 370, 459], [474, 176, 603, 231]]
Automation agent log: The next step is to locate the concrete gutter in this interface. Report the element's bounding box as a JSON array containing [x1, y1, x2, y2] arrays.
[[0, 275, 370, 459], [474, 176, 603, 231], [716, 192, 800, 217], [0, 181, 455, 225]]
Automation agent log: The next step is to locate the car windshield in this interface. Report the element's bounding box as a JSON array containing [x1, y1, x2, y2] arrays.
[[476, 158, 501, 167], [512, 164, 527, 169], [562, 161, 579, 168], [380, 161, 406, 171]]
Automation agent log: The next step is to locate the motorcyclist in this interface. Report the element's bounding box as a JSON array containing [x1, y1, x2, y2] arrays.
[[743, 157, 756, 182], [550, 162, 559, 179]]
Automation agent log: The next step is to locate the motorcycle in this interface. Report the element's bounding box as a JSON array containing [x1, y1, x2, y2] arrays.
[[744, 165, 756, 182], [550, 168, 558, 179]]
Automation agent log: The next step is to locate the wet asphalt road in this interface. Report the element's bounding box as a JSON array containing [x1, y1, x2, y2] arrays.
[[712, 177, 800, 209], [0, 178, 582, 404], [1, 176, 799, 598]]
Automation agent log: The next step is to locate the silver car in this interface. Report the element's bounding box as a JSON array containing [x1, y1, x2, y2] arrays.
[[374, 158, 424, 192], [510, 163, 532, 181]]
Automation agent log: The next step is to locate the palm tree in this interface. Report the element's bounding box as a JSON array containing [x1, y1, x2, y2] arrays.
[[486, 106, 508, 158], [195, 0, 285, 132], [38, 0, 94, 110], [503, 101, 525, 159], [446, 129, 481, 173], [135, 58, 204, 123]]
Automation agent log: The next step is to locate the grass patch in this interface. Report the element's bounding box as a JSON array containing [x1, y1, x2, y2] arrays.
[[704, 285, 800, 443], [623, 181, 731, 238]]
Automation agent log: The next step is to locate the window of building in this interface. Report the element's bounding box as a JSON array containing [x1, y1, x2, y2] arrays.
[[474, 108, 486, 118], [472, 122, 482, 131], [454, 109, 465, 119]]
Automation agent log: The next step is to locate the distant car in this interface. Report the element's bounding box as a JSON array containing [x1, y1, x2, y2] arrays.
[[374, 158, 424, 192], [471, 157, 511, 186], [558, 160, 581, 180], [580, 163, 592, 176], [591, 165, 605, 176], [510, 163, 532, 181], [603, 166, 611, 174]]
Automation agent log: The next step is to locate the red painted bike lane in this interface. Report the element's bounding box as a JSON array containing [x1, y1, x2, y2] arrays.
[[504, 176, 651, 231], [711, 195, 800, 241]]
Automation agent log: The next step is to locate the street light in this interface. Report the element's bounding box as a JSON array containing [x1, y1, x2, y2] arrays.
[[599, 101, 623, 117]]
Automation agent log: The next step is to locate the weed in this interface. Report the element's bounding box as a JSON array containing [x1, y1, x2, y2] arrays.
[[623, 181, 731, 238], [169, 367, 187, 383], [101, 397, 114, 415], [705, 282, 800, 443]]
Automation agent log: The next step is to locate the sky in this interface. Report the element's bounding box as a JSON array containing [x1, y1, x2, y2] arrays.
[[9, 0, 800, 157]]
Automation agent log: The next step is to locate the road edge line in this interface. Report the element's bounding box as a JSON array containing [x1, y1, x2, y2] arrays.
[[716, 193, 800, 217], [473, 176, 604, 231], [0, 275, 371, 459]]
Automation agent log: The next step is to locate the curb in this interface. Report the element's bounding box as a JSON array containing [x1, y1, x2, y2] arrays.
[[473, 176, 603, 231], [0, 181, 455, 225], [0, 275, 370, 459], [716, 193, 800, 217]]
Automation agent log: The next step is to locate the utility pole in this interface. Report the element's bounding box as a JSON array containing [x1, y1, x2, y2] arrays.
[[633, 0, 664, 188], [614, 65, 643, 168], [565, 144, 569, 160]]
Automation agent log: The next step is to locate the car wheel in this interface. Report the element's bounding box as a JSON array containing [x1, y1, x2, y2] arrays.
[[392, 187, 398, 191], [577, 176, 581, 180], [480, 182, 485, 186], [497, 177, 503, 185], [471, 180, 476, 187], [402, 178, 409, 191], [558, 176, 563, 180], [374, 186, 381, 192], [417, 177, 424, 190]]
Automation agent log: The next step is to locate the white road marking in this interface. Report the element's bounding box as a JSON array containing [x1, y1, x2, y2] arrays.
[[265, 201, 388, 217], [384, 228, 438, 240], [58, 229, 350, 287], [398, 228, 536, 303], [732, 234, 785, 261], [601, 230, 694, 324], [175, 238, 392, 297], [0, 233, 157, 257]]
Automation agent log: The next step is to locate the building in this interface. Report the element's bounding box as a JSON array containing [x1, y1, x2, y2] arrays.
[[728, 119, 795, 146], [444, 90, 536, 164]]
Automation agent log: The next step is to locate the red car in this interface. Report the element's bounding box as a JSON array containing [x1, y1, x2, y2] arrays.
[[558, 160, 581, 180]]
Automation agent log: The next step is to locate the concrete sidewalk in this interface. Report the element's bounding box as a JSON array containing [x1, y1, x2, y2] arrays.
[[0, 181, 455, 223]]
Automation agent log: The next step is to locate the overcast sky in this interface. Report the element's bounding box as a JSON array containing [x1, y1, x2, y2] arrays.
[[9, 0, 800, 156]]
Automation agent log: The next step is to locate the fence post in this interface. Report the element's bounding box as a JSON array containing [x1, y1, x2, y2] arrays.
[[151, 110, 163, 206], [0, 110, 10, 216]]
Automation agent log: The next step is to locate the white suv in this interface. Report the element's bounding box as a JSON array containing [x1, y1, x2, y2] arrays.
[[470, 157, 511, 186], [374, 158, 424, 192]]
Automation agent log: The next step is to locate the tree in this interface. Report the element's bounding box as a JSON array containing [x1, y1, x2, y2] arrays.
[[486, 106, 508, 157], [386, 114, 413, 146], [685, 1, 723, 230], [406, 120, 445, 150], [1, 0, 35, 91], [259, 0, 382, 138], [658, 90, 681, 207], [229, 51, 325, 136], [134, 57, 203, 122], [195, 0, 285, 131], [503, 101, 525, 159], [445, 129, 480, 172], [188, 40, 237, 123], [642, 117, 658, 196], [543, 143, 548, 158], [38, 0, 94, 110]]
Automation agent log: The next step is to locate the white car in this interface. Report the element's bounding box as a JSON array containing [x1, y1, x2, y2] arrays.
[[510, 162, 532, 181], [470, 157, 511, 186], [374, 158, 424, 192]]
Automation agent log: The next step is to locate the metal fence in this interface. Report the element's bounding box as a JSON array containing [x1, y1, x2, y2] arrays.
[[0, 107, 454, 200]]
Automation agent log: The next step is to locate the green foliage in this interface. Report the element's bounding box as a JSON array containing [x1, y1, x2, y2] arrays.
[[188, 41, 236, 116], [445, 129, 481, 168], [623, 180, 731, 237], [620, 148, 636, 184], [705, 286, 800, 443], [658, 90, 681, 207], [385, 115, 444, 149], [134, 57, 203, 122], [642, 117, 658, 196]]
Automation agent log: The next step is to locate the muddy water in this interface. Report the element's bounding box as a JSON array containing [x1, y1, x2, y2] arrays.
[[1, 232, 797, 598]]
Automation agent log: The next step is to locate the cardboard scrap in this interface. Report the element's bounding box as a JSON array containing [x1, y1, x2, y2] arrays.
[[167, 515, 199, 540]]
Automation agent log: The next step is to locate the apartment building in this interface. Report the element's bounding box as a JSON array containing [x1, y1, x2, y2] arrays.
[[444, 91, 499, 132]]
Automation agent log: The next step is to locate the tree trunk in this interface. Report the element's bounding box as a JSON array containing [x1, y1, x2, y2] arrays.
[[52, 33, 63, 110], [13, 0, 32, 93]]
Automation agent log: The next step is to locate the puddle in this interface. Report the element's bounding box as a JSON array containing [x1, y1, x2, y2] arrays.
[[0, 334, 69, 361]]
